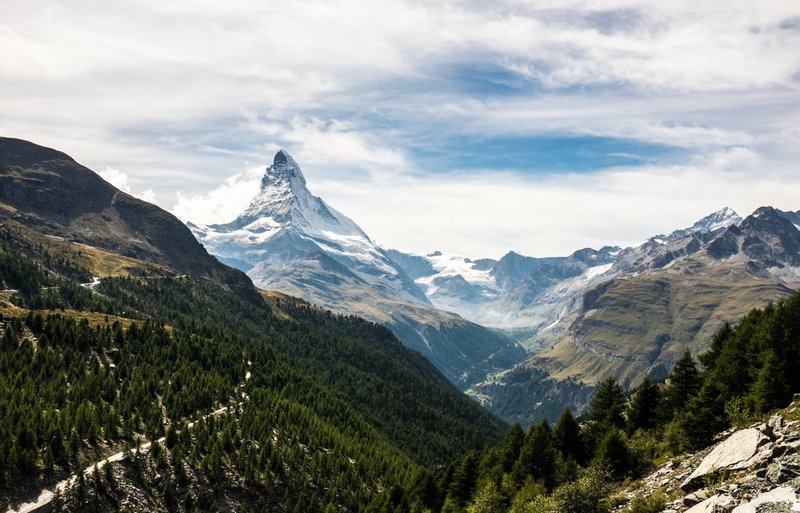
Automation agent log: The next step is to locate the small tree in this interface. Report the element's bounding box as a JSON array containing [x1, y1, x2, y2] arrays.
[[513, 422, 557, 489], [664, 349, 701, 417], [467, 481, 505, 513], [593, 429, 631, 479]]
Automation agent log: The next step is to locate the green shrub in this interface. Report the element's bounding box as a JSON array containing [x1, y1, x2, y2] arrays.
[[625, 492, 666, 513]]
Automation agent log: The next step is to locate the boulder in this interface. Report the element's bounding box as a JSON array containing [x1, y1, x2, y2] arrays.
[[684, 489, 711, 506], [682, 429, 771, 491], [684, 494, 736, 513], [731, 486, 800, 513], [765, 455, 800, 484]]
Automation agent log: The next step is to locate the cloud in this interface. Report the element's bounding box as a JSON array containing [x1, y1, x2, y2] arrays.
[[98, 166, 159, 204], [248, 116, 408, 172], [313, 159, 800, 258], [99, 167, 130, 192], [2, 0, 799, 258], [172, 166, 263, 224]]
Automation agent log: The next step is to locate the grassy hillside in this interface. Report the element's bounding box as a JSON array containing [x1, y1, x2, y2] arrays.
[[538, 260, 795, 387], [469, 257, 797, 426]]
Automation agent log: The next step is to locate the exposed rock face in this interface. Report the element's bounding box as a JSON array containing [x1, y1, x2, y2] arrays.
[[682, 429, 772, 491], [619, 400, 800, 513], [684, 494, 735, 513]]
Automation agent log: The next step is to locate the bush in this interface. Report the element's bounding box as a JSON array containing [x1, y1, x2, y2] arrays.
[[624, 492, 666, 513], [551, 466, 613, 513]]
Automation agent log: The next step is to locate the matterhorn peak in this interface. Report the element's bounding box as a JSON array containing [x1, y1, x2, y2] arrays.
[[260, 150, 306, 191], [203, 150, 368, 242]]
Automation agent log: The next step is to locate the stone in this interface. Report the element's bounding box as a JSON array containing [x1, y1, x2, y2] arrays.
[[685, 489, 711, 506], [685, 494, 736, 513], [731, 486, 800, 513], [682, 429, 772, 492], [765, 458, 800, 484]]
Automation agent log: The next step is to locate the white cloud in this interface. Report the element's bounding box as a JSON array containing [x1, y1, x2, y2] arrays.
[[2, 0, 799, 257], [172, 166, 263, 224], [99, 167, 130, 192], [97, 166, 159, 205], [248, 116, 408, 172], [313, 160, 800, 258]]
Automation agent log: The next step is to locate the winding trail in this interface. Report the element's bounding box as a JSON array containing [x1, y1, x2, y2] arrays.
[[5, 363, 251, 513], [5, 406, 229, 513]]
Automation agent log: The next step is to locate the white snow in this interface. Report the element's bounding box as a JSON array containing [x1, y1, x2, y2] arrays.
[[584, 263, 613, 280], [190, 151, 418, 302], [414, 252, 496, 289]]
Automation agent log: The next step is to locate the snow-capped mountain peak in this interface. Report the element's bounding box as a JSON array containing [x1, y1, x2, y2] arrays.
[[687, 207, 741, 234], [643, 207, 742, 246], [227, 150, 366, 240], [189, 151, 429, 303]]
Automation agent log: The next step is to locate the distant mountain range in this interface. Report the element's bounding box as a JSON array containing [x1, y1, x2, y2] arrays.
[[3, 138, 798, 427], [186, 150, 800, 423], [456, 207, 800, 423], [189, 151, 526, 387]]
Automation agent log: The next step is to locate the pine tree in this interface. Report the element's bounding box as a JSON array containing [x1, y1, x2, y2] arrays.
[[751, 349, 789, 415], [466, 481, 504, 513], [552, 409, 585, 465], [626, 378, 661, 434], [593, 429, 631, 479], [664, 349, 701, 416], [588, 377, 625, 430], [513, 421, 557, 489], [447, 453, 479, 508], [500, 423, 526, 472], [680, 381, 727, 450]]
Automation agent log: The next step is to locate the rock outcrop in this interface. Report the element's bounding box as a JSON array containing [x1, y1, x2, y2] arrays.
[[620, 399, 800, 513]]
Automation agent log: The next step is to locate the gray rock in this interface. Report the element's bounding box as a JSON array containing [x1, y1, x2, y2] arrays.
[[768, 414, 784, 431], [765, 457, 800, 484], [731, 486, 800, 512], [684, 494, 736, 513], [685, 489, 711, 506], [682, 429, 772, 492]]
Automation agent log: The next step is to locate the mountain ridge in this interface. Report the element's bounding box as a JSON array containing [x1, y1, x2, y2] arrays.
[[0, 136, 259, 302]]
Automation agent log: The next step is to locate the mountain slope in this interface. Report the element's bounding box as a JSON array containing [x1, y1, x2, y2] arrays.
[[0, 138, 507, 512], [0, 136, 256, 300], [190, 151, 525, 387], [470, 207, 800, 425]]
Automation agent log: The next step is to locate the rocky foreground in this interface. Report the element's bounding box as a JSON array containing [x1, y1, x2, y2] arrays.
[[620, 396, 800, 512]]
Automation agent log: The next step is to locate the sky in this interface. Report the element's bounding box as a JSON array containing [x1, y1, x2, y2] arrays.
[[2, 0, 800, 258]]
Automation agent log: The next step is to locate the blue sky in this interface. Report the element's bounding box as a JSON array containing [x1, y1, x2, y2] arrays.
[[2, 0, 800, 257]]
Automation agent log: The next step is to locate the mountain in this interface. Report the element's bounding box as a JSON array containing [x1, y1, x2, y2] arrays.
[[190, 151, 526, 387], [467, 207, 800, 425], [386, 206, 800, 424], [0, 138, 507, 512], [386, 245, 621, 335], [0, 136, 256, 301]]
